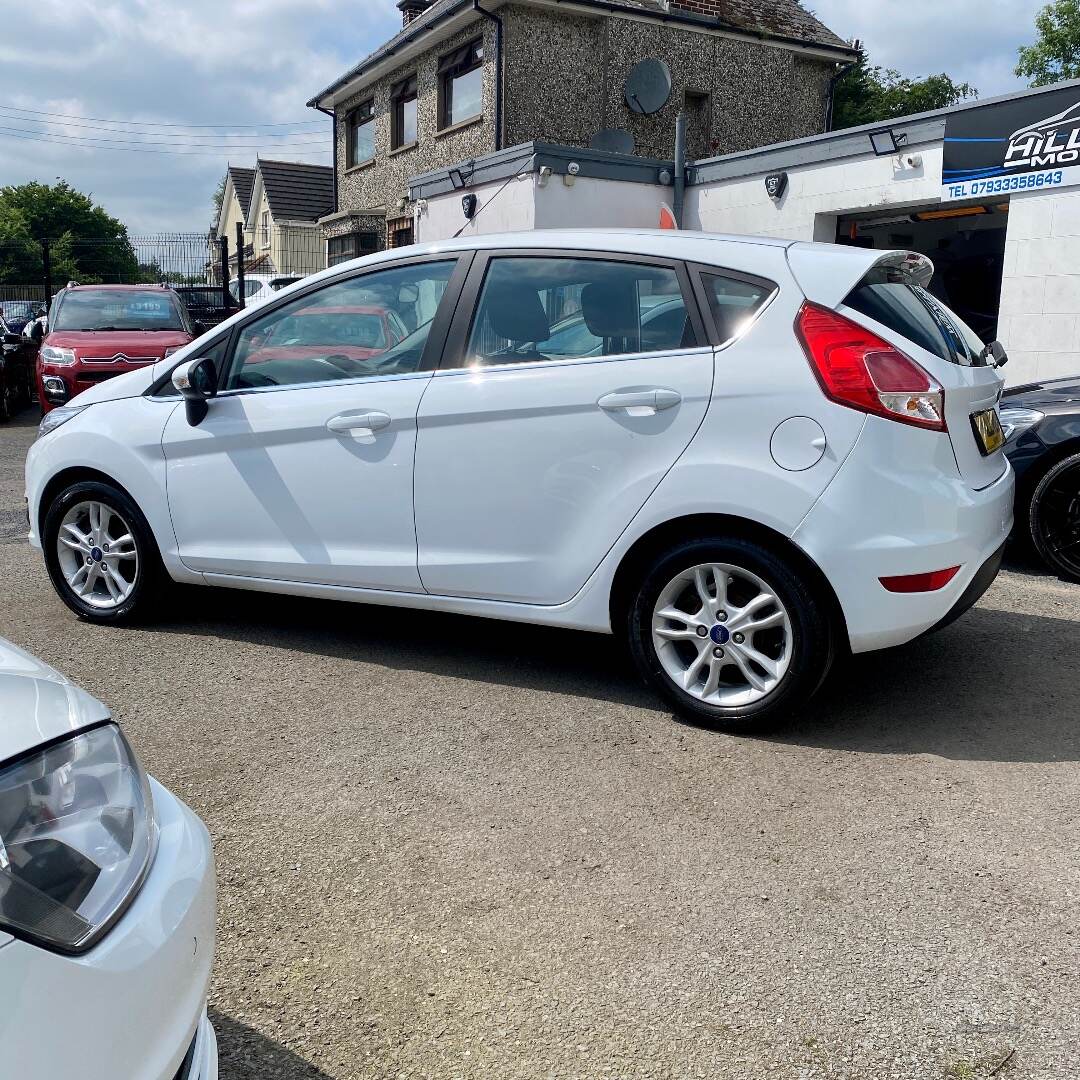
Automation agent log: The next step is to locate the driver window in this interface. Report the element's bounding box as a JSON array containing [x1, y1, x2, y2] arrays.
[[225, 260, 457, 391]]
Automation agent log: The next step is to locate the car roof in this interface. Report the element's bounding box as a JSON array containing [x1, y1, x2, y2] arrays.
[[66, 283, 179, 293]]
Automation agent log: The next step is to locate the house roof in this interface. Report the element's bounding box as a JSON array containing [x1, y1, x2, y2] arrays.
[[308, 0, 855, 109], [228, 166, 256, 216], [256, 159, 335, 222]]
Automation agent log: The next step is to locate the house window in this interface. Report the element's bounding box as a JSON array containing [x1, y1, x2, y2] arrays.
[[346, 100, 375, 167], [438, 39, 483, 130], [327, 232, 379, 267], [260, 211, 270, 248], [391, 74, 418, 149]]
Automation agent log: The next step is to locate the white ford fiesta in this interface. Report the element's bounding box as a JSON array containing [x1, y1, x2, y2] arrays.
[[25, 230, 1013, 730], [0, 637, 216, 1078]]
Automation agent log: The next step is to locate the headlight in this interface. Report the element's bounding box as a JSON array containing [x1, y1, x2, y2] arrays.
[[39, 345, 76, 366], [999, 406, 1044, 443], [37, 405, 87, 440], [0, 723, 157, 953]]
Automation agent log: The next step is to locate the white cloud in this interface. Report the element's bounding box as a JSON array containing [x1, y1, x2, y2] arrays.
[[811, 0, 1045, 98], [0, 0, 400, 231]]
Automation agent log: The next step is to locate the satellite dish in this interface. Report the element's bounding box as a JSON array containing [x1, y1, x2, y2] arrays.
[[590, 128, 636, 156], [624, 59, 672, 116]]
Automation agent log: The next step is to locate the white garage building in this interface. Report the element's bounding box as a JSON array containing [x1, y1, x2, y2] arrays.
[[410, 78, 1080, 385]]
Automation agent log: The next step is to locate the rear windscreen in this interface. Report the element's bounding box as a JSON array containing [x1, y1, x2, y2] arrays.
[[844, 266, 987, 367]]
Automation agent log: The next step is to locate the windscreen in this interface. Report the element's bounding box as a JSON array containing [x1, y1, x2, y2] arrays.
[[53, 289, 188, 332], [844, 266, 988, 367]]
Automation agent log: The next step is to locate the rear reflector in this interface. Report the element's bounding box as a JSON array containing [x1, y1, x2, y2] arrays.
[[879, 566, 961, 593], [796, 302, 947, 431]]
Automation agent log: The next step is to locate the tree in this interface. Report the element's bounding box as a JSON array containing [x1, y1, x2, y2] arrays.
[[1017, 0, 1080, 86], [832, 56, 977, 130], [211, 176, 226, 222], [0, 180, 138, 285]]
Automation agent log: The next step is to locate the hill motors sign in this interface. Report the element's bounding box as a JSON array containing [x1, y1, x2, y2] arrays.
[[942, 84, 1080, 202]]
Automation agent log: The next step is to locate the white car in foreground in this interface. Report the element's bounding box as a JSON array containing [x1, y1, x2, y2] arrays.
[[25, 230, 1013, 731], [0, 637, 216, 1079]]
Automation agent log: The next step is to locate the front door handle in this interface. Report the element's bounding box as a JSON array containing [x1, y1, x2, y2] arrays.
[[598, 388, 682, 415], [326, 410, 392, 435]]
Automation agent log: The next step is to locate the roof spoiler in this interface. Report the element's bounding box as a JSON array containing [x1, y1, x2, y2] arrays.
[[787, 245, 935, 309]]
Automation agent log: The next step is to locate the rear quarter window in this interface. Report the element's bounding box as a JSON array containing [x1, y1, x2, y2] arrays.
[[700, 273, 775, 344]]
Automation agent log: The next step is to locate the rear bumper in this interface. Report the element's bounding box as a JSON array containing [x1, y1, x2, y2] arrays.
[[794, 418, 1014, 654], [0, 781, 216, 1080], [922, 540, 1006, 637]]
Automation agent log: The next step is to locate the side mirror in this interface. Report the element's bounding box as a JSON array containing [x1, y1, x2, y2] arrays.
[[29, 322, 44, 344], [172, 356, 218, 426], [981, 340, 1008, 369], [192, 319, 208, 336]]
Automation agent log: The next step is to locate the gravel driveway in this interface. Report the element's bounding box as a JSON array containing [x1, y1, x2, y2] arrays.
[[1, 409, 1077, 1079]]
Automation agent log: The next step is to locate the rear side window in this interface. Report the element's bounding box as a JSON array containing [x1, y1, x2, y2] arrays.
[[700, 273, 774, 343], [844, 266, 986, 367], [464, 257, 694, 367]]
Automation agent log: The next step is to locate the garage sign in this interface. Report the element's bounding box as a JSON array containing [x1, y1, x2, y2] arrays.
[[942, 83, 1080, 201]]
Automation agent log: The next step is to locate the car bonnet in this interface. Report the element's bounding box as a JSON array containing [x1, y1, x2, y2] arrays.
[[0, 637, 110, 764]]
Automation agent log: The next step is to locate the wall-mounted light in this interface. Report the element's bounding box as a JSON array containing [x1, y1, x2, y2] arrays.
[[462, 193, 478, 219], [870, 129, 908, 156], [448, 167, 466, 190]]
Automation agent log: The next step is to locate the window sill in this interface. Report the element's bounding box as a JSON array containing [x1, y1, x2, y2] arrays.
[[389, 141, 418, 157], [344, 159, 376, 175], [436, 114, 485, 138]]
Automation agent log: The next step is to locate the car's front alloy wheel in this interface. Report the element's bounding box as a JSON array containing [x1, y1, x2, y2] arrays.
[[56, 500, 140, 609], [43, 480, 165, 624], [627, 538, 835, 732]]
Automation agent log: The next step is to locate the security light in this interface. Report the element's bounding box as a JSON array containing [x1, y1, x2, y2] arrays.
[[870, 130, 903, 155]]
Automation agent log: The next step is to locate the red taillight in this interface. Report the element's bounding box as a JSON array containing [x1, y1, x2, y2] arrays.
[[879, 566, 961, 593], [796, 302, 946, 431]]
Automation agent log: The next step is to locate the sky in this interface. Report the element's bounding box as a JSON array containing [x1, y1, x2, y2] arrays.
[[0, 0, 1049, 234]]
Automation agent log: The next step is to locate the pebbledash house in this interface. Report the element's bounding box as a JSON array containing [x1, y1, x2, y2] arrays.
[[309, 1, 1080, 386], [306, 0, 857, 256]]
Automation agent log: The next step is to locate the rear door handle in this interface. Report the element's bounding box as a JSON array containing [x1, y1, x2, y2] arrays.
[[326, 410, 392, 435], [598, 388, 682, 415]]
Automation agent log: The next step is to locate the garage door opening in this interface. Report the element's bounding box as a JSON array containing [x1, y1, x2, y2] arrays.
[[834, 203, 1008, 344]]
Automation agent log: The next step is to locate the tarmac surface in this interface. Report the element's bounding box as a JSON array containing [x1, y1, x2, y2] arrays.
[[1, 408, 1077, 1079]]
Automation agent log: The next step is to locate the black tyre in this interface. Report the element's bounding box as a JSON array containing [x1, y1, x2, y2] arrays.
[[1029, 451, 1080, 584], [626, 537, 836, 733], [43, 480, 168, 624]]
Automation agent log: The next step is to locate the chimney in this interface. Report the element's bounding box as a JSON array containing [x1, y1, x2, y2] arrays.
[[397, 0, 433, 25], [667, 0, 728, 17]]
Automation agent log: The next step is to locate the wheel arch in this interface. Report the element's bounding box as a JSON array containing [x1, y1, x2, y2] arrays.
[[608, 513, 850, 651], [37, 466, 141, 541], [1020, 435, 1080, 504]]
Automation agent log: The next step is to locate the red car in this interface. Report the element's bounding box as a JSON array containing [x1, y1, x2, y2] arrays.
[[242, 305, 408, 367], [37, 284, 197, 413]]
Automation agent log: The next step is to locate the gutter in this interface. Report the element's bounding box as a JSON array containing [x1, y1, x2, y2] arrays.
[[314, 104, 339, 214], [474, 1, 504, 151], [824, 48, 860, 132]]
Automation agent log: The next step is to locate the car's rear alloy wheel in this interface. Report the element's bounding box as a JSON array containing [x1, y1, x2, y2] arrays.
[[44, 481, 166, 624], [1030, 451, 1080, 584], [627, 538, 835, 732], [651, 562, 793, 707]]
